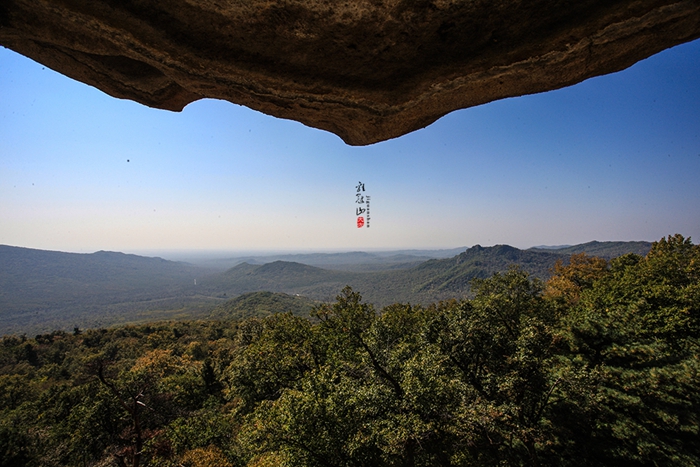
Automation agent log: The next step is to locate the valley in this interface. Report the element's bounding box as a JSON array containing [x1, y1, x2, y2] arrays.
[[0, 241, 652, 335]]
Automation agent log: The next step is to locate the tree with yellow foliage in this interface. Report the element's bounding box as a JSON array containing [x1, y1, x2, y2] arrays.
[[544, 253, 608, 305]]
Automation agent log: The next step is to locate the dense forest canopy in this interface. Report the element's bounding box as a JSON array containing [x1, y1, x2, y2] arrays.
[[1, 234, 698, 466]]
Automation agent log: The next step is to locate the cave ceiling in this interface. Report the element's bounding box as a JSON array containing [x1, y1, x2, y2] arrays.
[[1, 0, 699, 145]]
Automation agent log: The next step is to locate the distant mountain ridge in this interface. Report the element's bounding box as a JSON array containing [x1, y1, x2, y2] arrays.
[[528, 241, 652, 258], [0, 245, 205, 304], [185, 247, 468, 272], [200, 241, 654, 308], [0, 245, 217, 335], [1, 240, 655, 335]]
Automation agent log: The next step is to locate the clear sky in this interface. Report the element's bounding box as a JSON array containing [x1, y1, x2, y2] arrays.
[[1, 39, 699, 254]]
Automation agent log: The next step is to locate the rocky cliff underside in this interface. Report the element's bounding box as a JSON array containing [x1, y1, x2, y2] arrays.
[[2, 0, 699, 145]]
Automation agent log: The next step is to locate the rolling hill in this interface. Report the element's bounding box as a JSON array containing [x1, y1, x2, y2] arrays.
[[528, 240, 652, 258], [202, 242, 652, 308], [0, 245, 219, 334], [185, 248, 468, 272], [210, 291, 320, 320], [1, 240, 655, 335]]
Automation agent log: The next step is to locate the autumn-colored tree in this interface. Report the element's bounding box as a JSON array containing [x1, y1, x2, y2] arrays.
[[544, 253, 608, 305]]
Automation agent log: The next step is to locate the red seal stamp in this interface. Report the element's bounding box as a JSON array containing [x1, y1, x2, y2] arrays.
[[357, 217, 365, 228]]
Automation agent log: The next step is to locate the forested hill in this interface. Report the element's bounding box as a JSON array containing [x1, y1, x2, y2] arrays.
[[0, 245, 216, 334], [182, 247, 469, 272], [0, 245, 212, 308], [210, 291, 320, 321], [528, 240, 652, 258], [202, 261, 357, 302], [1, 244, 204, 277], [201, 242, 648, 307], [1, 240, 655, 335], [221, 260, 352, 289]]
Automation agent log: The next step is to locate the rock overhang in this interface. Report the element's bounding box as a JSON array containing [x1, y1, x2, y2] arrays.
[[1, 0, 699, 145]]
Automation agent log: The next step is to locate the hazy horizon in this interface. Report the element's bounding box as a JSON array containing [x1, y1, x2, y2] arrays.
[[2, 38, 699, 253], [1, 238, 658, 260]]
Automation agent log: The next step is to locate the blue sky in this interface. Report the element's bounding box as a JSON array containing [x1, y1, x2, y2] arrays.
[[1, 39, 699, 254]]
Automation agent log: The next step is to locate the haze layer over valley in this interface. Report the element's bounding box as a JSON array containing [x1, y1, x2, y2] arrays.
[[1, 240, 652, 336]]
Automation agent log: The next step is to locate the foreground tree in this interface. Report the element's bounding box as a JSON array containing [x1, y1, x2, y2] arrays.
[[0, 235, 697, 467], [558, 234, 700, 466]]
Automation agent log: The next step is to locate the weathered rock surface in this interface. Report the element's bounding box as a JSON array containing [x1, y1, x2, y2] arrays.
[[2, 1, 699, 145]]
